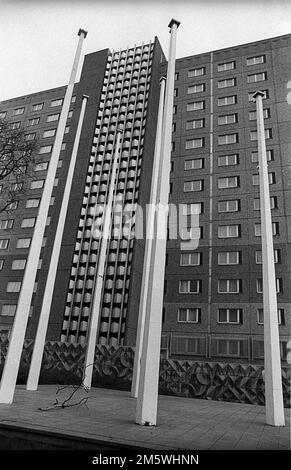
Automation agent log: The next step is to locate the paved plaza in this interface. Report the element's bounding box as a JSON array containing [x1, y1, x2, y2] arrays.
[[0, 385, 290, 450]]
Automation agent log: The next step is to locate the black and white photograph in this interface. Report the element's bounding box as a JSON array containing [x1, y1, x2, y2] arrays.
[[0, 0, 290, 462]]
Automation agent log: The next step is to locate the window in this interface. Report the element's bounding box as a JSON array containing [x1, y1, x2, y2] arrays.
[[188, 67, 205, 77], [68, 110, 73, 119], [250, 129, 272, 141], [54, 178, 59, 187], [218, 133, 238, 145], [65, 126, 70, 134], [0, 259, 4, 269], [174, 72, 179, 81], [172, 122, 176, 133], [253, 196, 277, 211], [218, 279, 241, 293], [218, 154, 239, 166], [28, 117, 40, 126], [184, 158, 204, 170], [26, 198, 40, 208], [188, 83, 205, 94], [1, 305, 17, 316], [185, 138, 204, 149], [247, 72, 267, 83], [61, 143, 66, 151], [249, 108, 270, 120], [179, 280, 201, 294], [217, 61, 235, 72], [187, 101, 204, 111], [182, 203, 203, 215], [251, 149, 273, 163], [256, 222, 279, 236], [16, 238, 31, 249], [257, 308, 285, 325], [180, 252, 202, 266], [21, 218, 36, 228], [25, 133, 36, 141], [186, 119, 204, 130], [10, 121, 21, 130], [12, 259, 26, 270], [35, 162, 48, 172], [13, 107, 25, 116], [39, 145, 52, 154], [218, 225, 240, 238], [255, 249, 280, 264], [171, 336, 205, 355], [50, 98, 63, 107], [218, 176, 239, 189], [0, 111, 7, 119], [180, 226, 203, 240], [218, 78, 236, 88], [6, 281, 22, 293], [247, 55, 265, 66], [30, 180, 44, 189], [178, 308, 201, 323], [47, 114, 59, 122], [71, 95, 76, 103], [43, 129, 56, 138], [216, 339, 244, 357], [217, 95, 236, 106], [252, 172, 275, 186], [57, 160, 63, 169], [32, 103, 44, 111], [218, 114, 237, 125], [0, 239, 9, 249], [10, 182, 23, 192], [218, 308, 242, 324], [218, 199, 240, 212], [183, 180, 203, 192], [0, 219, 14, 230], [6, 201, 18, 210], [174, 88, 178, 97], [218, 251, 241, 265], [256, 278, 282, 293], [248, 90, 268, 101]]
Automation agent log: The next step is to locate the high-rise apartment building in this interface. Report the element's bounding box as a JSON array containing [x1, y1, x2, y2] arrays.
[[0, 33, 290, 366]]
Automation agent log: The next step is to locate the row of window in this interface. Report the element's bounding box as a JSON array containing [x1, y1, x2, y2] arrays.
[[183, 128, 272, 151], [181, 149, 273, 171], [178, 277, 284, 294], [169, 336, 287, 359], [0, 236, 46, 250], [176, 90, 268, 115], [179, 249, 281, 266], [181, 108, 270, 132], [177, 307, 285, 325], [0, 96, 76, 119], [9, 113, 73, 131], [181, 71, 267, 96], [182, 171, 276, 192], [180, 197, 278, 216], [174, 55, 266, 82]]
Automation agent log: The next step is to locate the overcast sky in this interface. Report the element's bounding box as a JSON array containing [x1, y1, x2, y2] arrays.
[[1, 0, 291, 101]]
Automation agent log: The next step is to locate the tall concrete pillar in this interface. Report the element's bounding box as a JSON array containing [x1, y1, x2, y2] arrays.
[[0, 29, 87, 404], [26, 94, 89, 391], [131, 77, 166, 398], [83, 127, 123, 390], [135, 19, 180, 426], [253, 90, 285, 426]]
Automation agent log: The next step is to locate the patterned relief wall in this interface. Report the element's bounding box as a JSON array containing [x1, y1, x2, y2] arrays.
[[0, 340, 290, 407]]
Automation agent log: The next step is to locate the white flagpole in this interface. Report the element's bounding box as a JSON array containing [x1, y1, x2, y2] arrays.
[[135, 19, 180, 426], [131, 77, 166, 398], [0, 28, 87, 404], [26, 94, 89, 391], [253, 90, 285, 426], [83, 127, 123, 390]]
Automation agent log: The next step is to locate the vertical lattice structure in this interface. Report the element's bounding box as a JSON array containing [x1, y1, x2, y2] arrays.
[[61, 43, 154, 346]]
